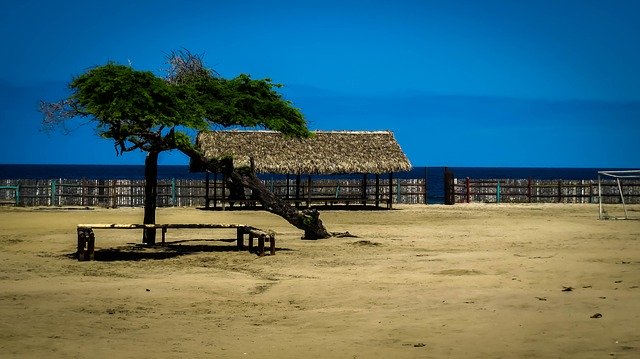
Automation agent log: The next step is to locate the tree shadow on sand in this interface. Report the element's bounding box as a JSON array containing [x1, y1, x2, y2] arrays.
[[65, 238, 290, 261]]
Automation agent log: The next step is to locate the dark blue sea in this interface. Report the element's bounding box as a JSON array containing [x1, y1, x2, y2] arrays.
[[0, 164, 623, 204]]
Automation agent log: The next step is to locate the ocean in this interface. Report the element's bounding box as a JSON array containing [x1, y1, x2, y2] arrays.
[[0, 164, 616, 204]]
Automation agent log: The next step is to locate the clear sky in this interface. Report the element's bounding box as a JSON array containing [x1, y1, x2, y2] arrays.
[[1, 0, 638, 168]]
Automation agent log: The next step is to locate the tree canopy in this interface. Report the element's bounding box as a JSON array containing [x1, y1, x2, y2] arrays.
[[41, 51, 311, 157]]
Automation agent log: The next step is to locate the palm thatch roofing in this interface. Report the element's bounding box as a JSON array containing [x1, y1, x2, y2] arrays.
[[191, 130, 412, 174]]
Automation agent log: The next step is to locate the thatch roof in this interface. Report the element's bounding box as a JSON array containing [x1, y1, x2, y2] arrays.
[[191, 130, 412, 174]]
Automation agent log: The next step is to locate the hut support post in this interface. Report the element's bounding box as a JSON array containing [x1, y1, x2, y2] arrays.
[[362, 174, 368, 206], [213, 173, 218, 209], [221, 173, 226, 211], [375, 174, 380, 207], [286, 174, 290, 200], [295, 174, 301, 207], [388, 172, 393, 209], [306, 175, 312, 208], [205, 172, 210, 209]]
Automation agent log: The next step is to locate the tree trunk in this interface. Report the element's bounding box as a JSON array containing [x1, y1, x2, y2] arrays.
[[228, 169, 331, 239], [143, 151, 159, 245], [177, 147, 332, 239]]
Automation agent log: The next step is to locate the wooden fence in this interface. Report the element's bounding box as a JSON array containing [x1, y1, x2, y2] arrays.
[[0, 177, 427, 208], [451, 178, 640, 204]]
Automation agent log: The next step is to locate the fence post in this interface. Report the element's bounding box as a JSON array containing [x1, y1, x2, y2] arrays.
[[465, 177, 471, 203], [51, 179, 57, 206], [557, 180, 563, 203], [111, 180, 117, 208], [496, 180, 501, 204], [444, 168, 454, 205], [16, 182, 21, 205], [423, 167, 428, 204], [396, 179, 401, 204], [170, 178, 176, 206], [527, 177, 532, 203]]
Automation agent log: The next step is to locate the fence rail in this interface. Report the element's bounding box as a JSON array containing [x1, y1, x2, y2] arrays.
[[0, 178, 427, 208], [452, 178, 640, 204]]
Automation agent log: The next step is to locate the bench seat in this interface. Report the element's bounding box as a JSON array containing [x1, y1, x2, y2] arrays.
[[76, 223, 275, 261]]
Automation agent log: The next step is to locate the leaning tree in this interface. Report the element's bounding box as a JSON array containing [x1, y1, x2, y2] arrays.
[[41, 51, 331, 243]]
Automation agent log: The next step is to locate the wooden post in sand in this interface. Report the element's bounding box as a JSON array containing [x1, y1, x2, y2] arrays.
[[465, 177, 471, 203], [444, 168, 455, 205]]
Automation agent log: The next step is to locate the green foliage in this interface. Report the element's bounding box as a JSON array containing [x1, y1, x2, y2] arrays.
[[69, 63, 208, 144], [72, 64, 174, 127], [179, 73, 310, 138], [205, 74, 309, 137], [42, 51, 311, 158]]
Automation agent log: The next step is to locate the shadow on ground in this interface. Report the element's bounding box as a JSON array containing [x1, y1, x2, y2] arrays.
[[65, 238, 289, 261], [197, 204, 394, 211]]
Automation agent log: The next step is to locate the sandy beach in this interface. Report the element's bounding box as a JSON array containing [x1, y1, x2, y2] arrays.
[[1, 203, 639, 358]]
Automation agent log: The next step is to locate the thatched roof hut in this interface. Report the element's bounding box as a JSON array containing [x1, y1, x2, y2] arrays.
[[191, 130, 412, 174]]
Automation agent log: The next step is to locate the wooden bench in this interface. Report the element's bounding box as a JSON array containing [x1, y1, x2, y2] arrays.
[[76, 223, 275, 261]]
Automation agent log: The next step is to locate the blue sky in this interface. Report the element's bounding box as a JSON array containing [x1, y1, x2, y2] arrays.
[[0, 0, 638, 167]]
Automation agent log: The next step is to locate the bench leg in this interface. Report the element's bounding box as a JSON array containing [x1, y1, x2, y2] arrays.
[[258, 234, 265, 256], [269, 235, 276, 255], [77, 229, 95, 261], [77, 229, 85, 261], [86, 230, 95, 260], [236, 227, 244, 250]]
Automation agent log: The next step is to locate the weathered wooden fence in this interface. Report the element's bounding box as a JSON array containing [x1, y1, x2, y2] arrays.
[[452, 178, 640, 204], [0, 177, 427, 207]]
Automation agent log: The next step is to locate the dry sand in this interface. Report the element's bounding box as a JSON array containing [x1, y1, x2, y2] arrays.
[[1, 203, 639, 358]]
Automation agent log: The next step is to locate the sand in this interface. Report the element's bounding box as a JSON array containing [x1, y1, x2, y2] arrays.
[[1, 203, 639, 358]]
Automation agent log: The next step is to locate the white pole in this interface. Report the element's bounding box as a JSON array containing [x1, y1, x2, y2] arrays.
[[616, 177, 628, 219], [598, 174, 603, 220]]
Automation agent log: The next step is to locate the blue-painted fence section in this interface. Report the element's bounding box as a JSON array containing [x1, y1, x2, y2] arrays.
[[452, 177, 640, 204], [0, 177, 427, 207]]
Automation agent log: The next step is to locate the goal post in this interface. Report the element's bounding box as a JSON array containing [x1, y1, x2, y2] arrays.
[[598, 170, 640, 220]]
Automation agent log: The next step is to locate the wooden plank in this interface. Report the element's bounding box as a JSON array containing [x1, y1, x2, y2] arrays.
[[77, 223, 247, 229]]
